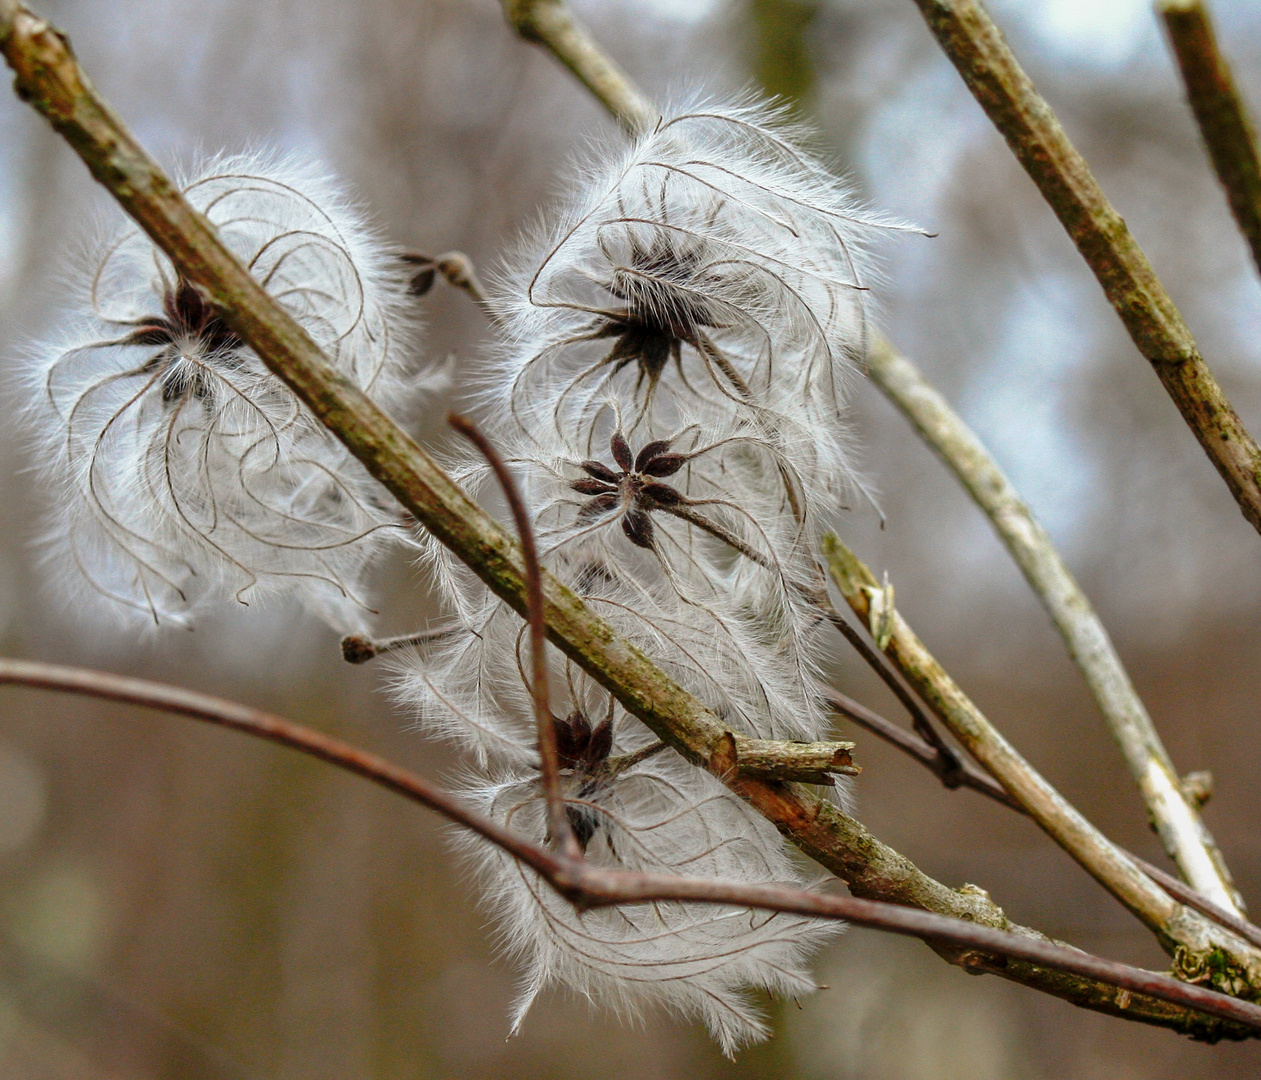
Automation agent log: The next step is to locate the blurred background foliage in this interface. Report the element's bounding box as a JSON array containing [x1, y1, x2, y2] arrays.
[[3, 0, 1261, 1075]]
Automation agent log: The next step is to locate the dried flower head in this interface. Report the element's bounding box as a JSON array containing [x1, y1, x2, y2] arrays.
[[489, 93, 912, 501], [395, 625, 840, 1056], [457, 746, 841, 1057], [20, 151, 424, 629]]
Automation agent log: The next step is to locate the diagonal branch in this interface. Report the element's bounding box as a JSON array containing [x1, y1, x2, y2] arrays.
[[823, 687, 1261, 951], [865, 337, 1242, 913], [4, 655, 1261, 1037], [822, 533, 1261, 992], [1160, 0, 1261, 279], [501, 0, 659, 135], [909, 0, 1261, 538], [2, 0, 1257, 1035]]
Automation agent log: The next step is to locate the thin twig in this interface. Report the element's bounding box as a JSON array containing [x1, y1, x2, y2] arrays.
[[824, 687, 1018, 807], [866, 337, 1242, 912], [824, 686, 1261, 950], [3, 655, 1260, 1035], [499, 0, 659, 135], [821, 533, 1261, 990], [1160, 0, 1261, 279], [909, 0, 1261, 538], [341, 625, 459, 664], [450, 412, 579, 858], [2, 2, 1254, 1033], [401, 250, 497, 320]]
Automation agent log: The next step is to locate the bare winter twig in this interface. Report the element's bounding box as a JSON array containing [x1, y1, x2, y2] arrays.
[[865, 337, 1241, 912], [1160, 0, 1261, 279], [449, 411, 579, 857], [910, 0, 1261, 539], [499, 0, 659, 134]]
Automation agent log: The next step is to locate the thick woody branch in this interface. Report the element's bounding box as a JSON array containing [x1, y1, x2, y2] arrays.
[[910, 0, 1261, 538], [822, 533, 1261, 994], [3, 656, 1259, 1038], [866, 338, 1241, 913], [1, 2, 1254, 1036], [1160, 0, 1261, 279], [499, 0, 659, 134]]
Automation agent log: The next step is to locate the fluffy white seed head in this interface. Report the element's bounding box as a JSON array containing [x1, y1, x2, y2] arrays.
[[19, 151, 425, 630], [488, 92, 912, 507], [405, 646, 843, 1056], [460, 759, 842, 1057]]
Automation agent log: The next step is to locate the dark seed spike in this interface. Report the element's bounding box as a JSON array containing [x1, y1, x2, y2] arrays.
[[568, 709, 593, 746], [634, 440, 673, 472], [565, 805, 597, 851], [552, 713, 582, 767], [641, 482, 684, 506], [577, 492, 620, 520], [570, 478, 616, 496], [123, 324, 176, 347], [640, 453, 688, 478], [588, 716, 614, 764], [610, 431, 633, 473], [621, 509, 655, 549], [581, 460, 621, 484]]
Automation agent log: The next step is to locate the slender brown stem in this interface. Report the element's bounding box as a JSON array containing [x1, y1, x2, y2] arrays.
[[1161, 0, 1261, 279], [910, 0, 1261, 538], [821, 606, 967, 780], [449, 412, 579, 858], [824, 687, 1016, 806], [3, 655, 1260, 1035], [0, 656, 564, 880]]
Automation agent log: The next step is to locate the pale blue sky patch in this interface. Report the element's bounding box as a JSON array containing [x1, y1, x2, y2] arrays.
[[958, 271, 1103, 557], [994, 0, 1157, 69]]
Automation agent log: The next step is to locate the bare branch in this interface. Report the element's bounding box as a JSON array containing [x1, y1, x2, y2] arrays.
[[909, 0, 1261, 538], [449, 412, 579, 858], [822, 533, 1261, 988], [866, 337, 1242, 912], [3, 655, 1260, 1037], [1160, 0, 1261, 278], [824, 687, 1261, 950], [500, 0, 659, 134]]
